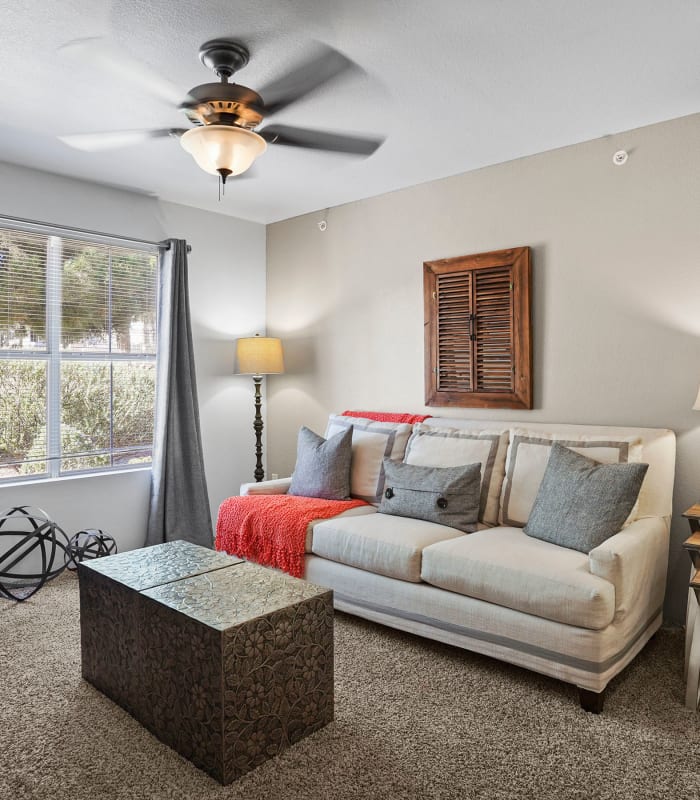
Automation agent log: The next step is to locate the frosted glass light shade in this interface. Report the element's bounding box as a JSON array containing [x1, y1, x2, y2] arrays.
[[693, 384, 700, 411], [236, 336, 284, 375], [180, 125, 266, 177]]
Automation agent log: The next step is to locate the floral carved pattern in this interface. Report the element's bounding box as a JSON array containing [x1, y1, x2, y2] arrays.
[[222, 595, 334, 782], [79, 552, 334, 785], [83, 539, 240, 591], [78, 569, 141, 714], [139, 598, 224, 776]]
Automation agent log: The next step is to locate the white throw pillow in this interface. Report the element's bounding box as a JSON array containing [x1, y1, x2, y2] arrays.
[[500, 428, 643, 527], [325, 415, 414, 504], [404, 424, 509, 526]]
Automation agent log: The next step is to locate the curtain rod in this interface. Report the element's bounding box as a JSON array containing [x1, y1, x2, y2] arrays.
[[0, 214, 192, 252]]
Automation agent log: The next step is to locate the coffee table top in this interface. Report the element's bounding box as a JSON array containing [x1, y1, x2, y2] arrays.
[[140, 561, 331, 631], [79, 540, 242, 592]]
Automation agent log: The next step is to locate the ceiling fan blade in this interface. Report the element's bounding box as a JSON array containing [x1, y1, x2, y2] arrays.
[[58, 37, 186, 106], [258, 44, 361, 115], [259, 124, 384, 156], [59, 128, 186, 152]]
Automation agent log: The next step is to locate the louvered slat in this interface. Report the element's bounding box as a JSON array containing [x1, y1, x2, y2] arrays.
[[474, 266, 513, 392], [436, 271, 472, 391]]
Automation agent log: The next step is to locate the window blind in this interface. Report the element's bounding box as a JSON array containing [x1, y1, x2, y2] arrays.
[[0, 225, 158, 481]]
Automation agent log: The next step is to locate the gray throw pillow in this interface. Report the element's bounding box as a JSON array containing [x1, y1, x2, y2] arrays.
[[288, 426, 353, 500], [523, 443, 648, 553], [378, 459, 481, 533]]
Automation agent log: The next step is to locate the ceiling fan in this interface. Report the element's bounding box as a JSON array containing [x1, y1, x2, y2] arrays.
[[59, 38, 384, 187]]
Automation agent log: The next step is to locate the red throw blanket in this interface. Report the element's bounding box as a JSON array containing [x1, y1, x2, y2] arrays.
[[216, 495, 369, 578], [341, 410, 432, 424]]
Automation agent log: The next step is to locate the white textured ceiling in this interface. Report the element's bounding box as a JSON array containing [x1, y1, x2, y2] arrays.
[[2, 0, 699, 223]]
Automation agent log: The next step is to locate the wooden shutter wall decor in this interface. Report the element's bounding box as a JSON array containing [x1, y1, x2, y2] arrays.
[[424, 246, 532, 409]]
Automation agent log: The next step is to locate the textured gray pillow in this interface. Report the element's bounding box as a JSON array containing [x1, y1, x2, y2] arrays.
[[523, 443, 648, 553], [288, 426, 352, 500], [378, 459, 481, 532]]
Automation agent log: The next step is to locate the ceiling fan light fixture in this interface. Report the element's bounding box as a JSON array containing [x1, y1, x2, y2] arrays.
[[180, 125, 266, 182]]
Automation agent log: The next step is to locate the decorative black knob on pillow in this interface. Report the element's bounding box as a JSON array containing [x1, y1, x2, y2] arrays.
[[385, 488, 394, 499], [436, 497, 448, 509]]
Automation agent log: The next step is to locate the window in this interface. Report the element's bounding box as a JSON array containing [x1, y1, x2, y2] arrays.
[[424, 246, 532, 409], [0, 222, 158, 482]]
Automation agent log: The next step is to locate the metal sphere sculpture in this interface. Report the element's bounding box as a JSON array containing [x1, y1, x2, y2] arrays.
[[66, 529, 118, 570], [0, 506, 70, 601]]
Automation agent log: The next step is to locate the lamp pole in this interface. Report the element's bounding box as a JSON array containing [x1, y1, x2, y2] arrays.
[[253, 374, 264, 482]]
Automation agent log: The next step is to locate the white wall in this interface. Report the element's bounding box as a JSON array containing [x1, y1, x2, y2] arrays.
[[0, 161, 266, 552], [266, 113, 700, 625]]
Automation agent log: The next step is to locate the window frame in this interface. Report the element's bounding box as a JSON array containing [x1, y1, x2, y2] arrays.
[[424, 246, 532, 410], [0, 219, 158, 483]]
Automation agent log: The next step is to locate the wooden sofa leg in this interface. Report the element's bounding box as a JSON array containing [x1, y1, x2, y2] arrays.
[[578, 687, 605, 714]]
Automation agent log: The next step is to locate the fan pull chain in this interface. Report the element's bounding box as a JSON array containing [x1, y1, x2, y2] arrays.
[[217, 169, 231, 202]]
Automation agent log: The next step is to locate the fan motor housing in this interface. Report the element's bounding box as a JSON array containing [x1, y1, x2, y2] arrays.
[[180, 83, 264, 128]]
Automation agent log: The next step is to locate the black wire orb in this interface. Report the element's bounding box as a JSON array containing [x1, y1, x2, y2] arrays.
[[66, 529, 117, 570], [0, 506, 70, 602]]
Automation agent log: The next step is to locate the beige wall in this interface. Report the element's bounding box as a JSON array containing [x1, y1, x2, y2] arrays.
[[266, 113, 700, 625]]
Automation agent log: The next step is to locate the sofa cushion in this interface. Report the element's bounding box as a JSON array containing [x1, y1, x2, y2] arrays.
[[500, 428, 643, 527], [421, 527, 615, 629], [288, 425, 353, 500], [325, 415, 413, 504], [404, 424, 508, 525], [523, 444, 649, 553], [379, 459, 481, 533], [303, 505, 377, 553], [311, 512, 465, 582]]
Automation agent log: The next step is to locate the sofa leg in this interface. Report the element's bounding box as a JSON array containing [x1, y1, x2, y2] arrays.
[[578, 687, 605, 714]]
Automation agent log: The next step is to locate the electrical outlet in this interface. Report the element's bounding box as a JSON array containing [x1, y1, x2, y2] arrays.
[[271, 473, 279, 480]]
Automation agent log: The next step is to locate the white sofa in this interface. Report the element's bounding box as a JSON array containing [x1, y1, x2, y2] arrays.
[[241, 416, 676, 712]]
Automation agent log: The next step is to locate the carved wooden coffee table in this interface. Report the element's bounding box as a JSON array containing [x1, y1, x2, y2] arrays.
[[78, 540, 334, 784]]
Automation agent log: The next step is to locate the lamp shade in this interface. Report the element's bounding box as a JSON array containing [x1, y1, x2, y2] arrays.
[[694, 384, 700, 411], [180, 125, 267, 177], [236, 336, 284, 375]]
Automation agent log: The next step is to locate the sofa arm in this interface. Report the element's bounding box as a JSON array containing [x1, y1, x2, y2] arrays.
[[240, 477, 292, 496], [588, 516, 670, 619]]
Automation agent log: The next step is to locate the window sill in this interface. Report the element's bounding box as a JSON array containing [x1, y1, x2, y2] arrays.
[[0, 465, 152, 490]]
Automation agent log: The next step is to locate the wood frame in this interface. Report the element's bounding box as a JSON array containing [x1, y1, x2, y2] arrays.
[[424, 246, 532, 409]]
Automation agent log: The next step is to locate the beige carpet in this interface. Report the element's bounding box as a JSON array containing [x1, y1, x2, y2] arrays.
[[1, 572, 698, 800]]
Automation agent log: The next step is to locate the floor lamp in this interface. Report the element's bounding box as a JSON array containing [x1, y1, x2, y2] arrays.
[[236, 334, 285, 482]]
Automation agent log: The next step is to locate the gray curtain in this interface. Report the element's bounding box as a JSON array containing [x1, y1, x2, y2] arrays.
[[146, 239, 213, 547]]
